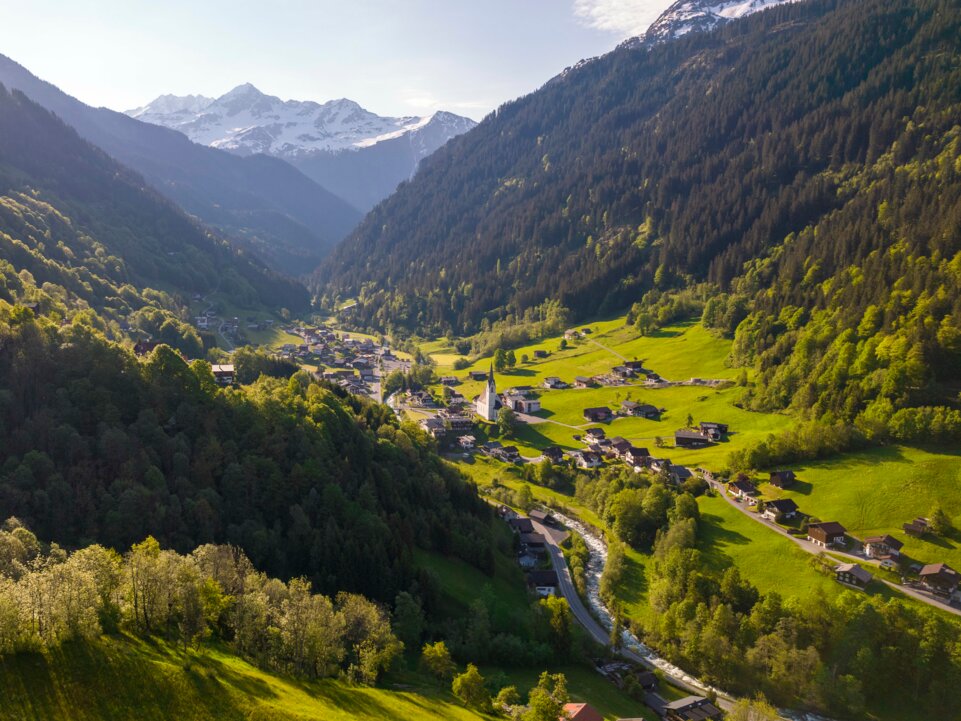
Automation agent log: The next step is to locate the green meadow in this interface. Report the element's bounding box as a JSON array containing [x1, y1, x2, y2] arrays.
[[760, 446, 961, 568]]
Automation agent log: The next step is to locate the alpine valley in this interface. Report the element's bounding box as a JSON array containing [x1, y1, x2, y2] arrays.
[[2, 1, 961, 721]]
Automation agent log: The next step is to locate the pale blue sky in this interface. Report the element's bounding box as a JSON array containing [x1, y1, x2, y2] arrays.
[[0, 0, 669, 119]]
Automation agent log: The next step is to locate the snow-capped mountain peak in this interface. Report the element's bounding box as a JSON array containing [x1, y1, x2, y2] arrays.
[[124, 86, 477, 158], [623, 0, 799, 48]]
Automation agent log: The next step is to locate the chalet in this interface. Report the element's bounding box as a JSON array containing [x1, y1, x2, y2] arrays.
[[533, 349, 549, 359], [903, 517, 930, 537], [504, 393, 541, 413], [543, 376, 567, 389], [492, 446, 521, 464], [211, 364, 235, 386], [564, 329, 581, 340], [585, 428, 606, 441], [807, 521, 847, 548], [624, 360, 646, 371], [571, 450, 603, 469], [133, 339, 160, 356], [762, 498, 798, 521], [583, 407, 613, 423], [836, 563, 873, 589], [728, 479, 759, 501], [518, 552, 539, 569], [542, 446, 565, 463], [624, 447, 651, 467], [468, 370, 488, 382], [663, 695, 723, 721], [672, 466, 694, 484], [458, 435, 476, 450], [440, 376, 459, 386], [612, 365, 635, 379], [479, 441, 502, 456], [520, 532, 546, 549], [919, 563, 961, 598], [699, 421, 728, 440], [530, 509, 556, 526], [649, 458, 672, 474], [621, 400, 660, 419], [674, 429, 709, 448], [769, 470, 797, 488], [864, 534, 904, 559], [562, 703, 603, 721], [610, 437, 632, 457], [439, 412, 473, 431], [574, 376, 595, 389], [419, 417, 447, 439], [527, 570, 559, 597], [509, 517, 534, 534]]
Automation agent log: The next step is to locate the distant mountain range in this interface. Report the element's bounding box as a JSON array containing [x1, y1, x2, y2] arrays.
[[0, 54, 361, 276], [127, 86, 477, 212], [626, 0, 799, 47]]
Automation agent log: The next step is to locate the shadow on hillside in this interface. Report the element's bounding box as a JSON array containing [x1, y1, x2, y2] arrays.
[[786, 480, 814, 496]]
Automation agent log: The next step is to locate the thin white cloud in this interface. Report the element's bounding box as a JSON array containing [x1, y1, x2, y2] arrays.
[[573, 0, 668, 38]]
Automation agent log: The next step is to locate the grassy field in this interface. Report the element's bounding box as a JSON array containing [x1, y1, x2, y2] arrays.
[[759, 445, 961, 569], [0, 636, 491, 721]]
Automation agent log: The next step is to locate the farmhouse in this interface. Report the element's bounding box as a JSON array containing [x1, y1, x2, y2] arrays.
[[903, 517, 930, 537], [468, 370, 488, 381], [458, 435, 476, 450], [574, 376, 595, 388], [624, 360, 646, 371], [663, 695, 723, 721], [562, 703, 603, 721], [543, 376, 567, 389], [542, 446, 565, 463], [529, 509, 556, 526], [211, 364, 235, 386], [585, 427, 606, 441], [864, 534, 904, 559], [520, 532, 546, 549], [570, 450, 603, 469], [564, 329, 581, 340], [624, 447, 651, 467], [491, 445, 521, 464], [621, 400, 660, 418], [583, 407, 613, 423], [509, 517, 534, 534], [419, 417, 447, 439], [762, 498, 798, 521], [919, 563, 961, 598], [610, 437, 632, 457], [674, 429, 710, 448], [836, 563, 873, 589], [504, 393, 541, 413], [526, 569, 559, 597], [671, 466, 693, 484], [698, 421, 728, 440], [440, 376, 459, 386], [728, 479, 759, 501], [807, 521, 847, 548], [611, 365, 635, 379], [769, 470, 797, 488]]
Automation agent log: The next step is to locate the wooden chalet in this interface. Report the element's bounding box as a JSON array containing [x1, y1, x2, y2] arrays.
[[836, 563, 873, 589], [583, 407, 613, 423], [769, 470, 797, 488], [807, 521, 847, 548]]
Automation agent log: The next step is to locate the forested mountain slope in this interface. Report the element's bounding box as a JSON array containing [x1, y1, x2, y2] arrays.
[[0, 310, 494, 604], [0, 55, 362, 276], [316, 0, 960, 338], [0, 84, 309, 354]]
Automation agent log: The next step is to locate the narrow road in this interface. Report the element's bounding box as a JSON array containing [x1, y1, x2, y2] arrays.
[[709, 479, 961, 618], [530, 518, 735, 711]]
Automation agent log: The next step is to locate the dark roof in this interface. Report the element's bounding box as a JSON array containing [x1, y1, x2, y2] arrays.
[[766, 498, 798, 513], [836, 563, 873, 584], [509, 517, 534, 533], [921, 562, 959, 579], [864, 534, 903, 550], [809, 521, 847, 536], [664, 695, 723, 720], [520, 532, 546, 546], [675, 429, 707, 440], [529, 510, 552, 522], [527, 569, 558, 586], [673, 466, 693, 480], [729, 479, 758, 494]]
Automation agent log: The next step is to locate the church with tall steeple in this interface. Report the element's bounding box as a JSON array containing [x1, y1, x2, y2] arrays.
[[476, 363, 498, 421]]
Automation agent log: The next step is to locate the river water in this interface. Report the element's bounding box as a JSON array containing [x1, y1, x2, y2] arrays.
[[546, 507, 834, 721]]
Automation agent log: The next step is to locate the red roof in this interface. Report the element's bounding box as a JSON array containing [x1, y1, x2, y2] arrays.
[[562, 702, 603, 721]]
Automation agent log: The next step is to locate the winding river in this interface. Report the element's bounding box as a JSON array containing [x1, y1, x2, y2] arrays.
[[546, 507, 833, 721]]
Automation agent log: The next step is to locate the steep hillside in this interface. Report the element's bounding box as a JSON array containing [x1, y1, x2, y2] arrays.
[[0, 83, 308, 352], [315, 0, 959, 336], [0, 55, 362, 276], [128, 86, 476, 212]]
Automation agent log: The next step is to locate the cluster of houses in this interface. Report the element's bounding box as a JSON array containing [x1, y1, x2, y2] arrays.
[[544, 362, 665, 392], [500, 509, 566, 596]]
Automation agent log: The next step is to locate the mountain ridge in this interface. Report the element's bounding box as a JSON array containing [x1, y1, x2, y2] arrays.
[[0, 54, 362, 276], [127, 84, 477, 211]]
